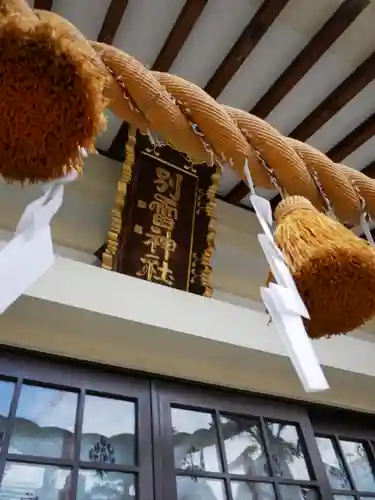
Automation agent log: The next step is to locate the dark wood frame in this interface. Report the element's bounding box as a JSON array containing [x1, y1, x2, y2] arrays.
[[153, 381, 333, 500], [0, 351, 154, 500], [309, 407, 375, 499], [1, 349, 375, 500]]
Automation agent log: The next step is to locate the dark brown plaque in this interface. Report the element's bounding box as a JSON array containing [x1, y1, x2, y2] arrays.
[[103, 133, 219, 296]]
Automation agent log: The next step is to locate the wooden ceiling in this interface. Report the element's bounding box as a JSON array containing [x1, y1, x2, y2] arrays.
[[31, 0, 375, 226]]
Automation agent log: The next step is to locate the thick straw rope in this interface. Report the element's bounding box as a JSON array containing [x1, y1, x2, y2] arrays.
[[21, 10, 375, 224]]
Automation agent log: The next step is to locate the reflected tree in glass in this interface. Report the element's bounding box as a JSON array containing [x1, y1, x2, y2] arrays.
[[223, 418, 307, 500], [171, 409, 221, 473], [266, 422, 309, 480]]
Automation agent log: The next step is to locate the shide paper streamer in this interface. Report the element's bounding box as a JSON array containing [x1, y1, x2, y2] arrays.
[[243, 163, 329, 393], [0, 166, 80, 314]]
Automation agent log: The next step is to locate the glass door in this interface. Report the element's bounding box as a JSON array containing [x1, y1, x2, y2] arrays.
[[311, 409, 375, 500], [154, 382, 334, 500], [0, 352, 153, 500]]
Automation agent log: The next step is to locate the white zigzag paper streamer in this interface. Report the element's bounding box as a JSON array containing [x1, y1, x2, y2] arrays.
[[244, 162, 329, 392], [0, 169, 78, 314]]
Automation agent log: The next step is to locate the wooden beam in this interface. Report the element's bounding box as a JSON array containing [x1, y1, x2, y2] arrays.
[[34, 0, 53, 9], [291, 51, 375, 141], [250, 0, 369, 119], [357, 162, 375, 238], [225, 185, 283, 213], [108, 0, 206, 159], [327, 113, 375, 162], [152, 0, 207, 72], [224, 182, 250, 204], [97, 0, 129, 44], [107, 123, 129, 161], [361, 160, 375, 178], [224, 181, 282, 214], [204, 0, 289, 99], [270, 194, 282, 213]]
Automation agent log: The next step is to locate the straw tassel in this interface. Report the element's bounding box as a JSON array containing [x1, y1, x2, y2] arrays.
[[0, 0, 106, 183], [270, 196, 375, 339]]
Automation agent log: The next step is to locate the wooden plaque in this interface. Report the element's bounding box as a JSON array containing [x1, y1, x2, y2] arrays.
[[103, 134, 220, 296]]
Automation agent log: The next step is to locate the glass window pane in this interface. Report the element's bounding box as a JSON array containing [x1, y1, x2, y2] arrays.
[[0, 462, 71, 500], [231, 481, 275, 499], [279, 485, 319, 500], [220, 415, 270, 476], [315, 437, 351, 490], [176, 476, 226, 500], [340, 440, 375, 492], [0, 381, 15, 451], [80, 395, 136, 466], [266, 421, 310, 480], [171, 408, 221, 472], [10, 384, 77, 459], [77, 469, 136, 500]]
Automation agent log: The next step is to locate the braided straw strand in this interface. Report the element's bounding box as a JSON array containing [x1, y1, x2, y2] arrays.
[[90, 42, 371, 224], [10, 4, 375, 225], [91, 43, 212, 164]]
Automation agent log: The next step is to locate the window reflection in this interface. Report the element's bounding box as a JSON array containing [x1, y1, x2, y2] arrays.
[[77, 470, 136, 500], [80, 395, 136, 466], [315, 437, 351, 490], [231, 481, 275, 499], [10, 384, 77, 459], [340, 440, 375, 492], [220, 416, 270, 476], [266, 422, 310, 480], [279, 485, 318, 500], [0, 381, 14, 451], [171, 408, 221, 472], [176, 476, 226, 500], [0, 462, 71, 500]]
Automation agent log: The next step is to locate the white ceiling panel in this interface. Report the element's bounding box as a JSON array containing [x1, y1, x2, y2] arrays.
[[112, 0, 185, 67], [215, 0, 350, 112], [53, 0, 112, 40], [308, 80, 375, 152], [341, 135, 375, 170], [266, 51, 351, 134], [330, 2, 375, 66], [216, 20, 307, 111], [169, 0, 261, 87], [278, 0, 345, 38]]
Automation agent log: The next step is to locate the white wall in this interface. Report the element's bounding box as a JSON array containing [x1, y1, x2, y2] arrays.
[[0, 153, 375, 413]]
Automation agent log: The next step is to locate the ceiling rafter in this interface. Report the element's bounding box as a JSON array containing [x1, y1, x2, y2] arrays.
[[361, 161, 375, 178], [291, 50, 375, 141], [108, 0, 207, 160], [225, 182, 251, 205], [225, 0, 370, 212], [327, 112, 375, 162], [204, 0, 290, 99], [152, 0, 207, 72], [250, 0, 369, 119], [224, 182, 280, 213], [97, 0, 129, 45], [34, 0, 53, 10]]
